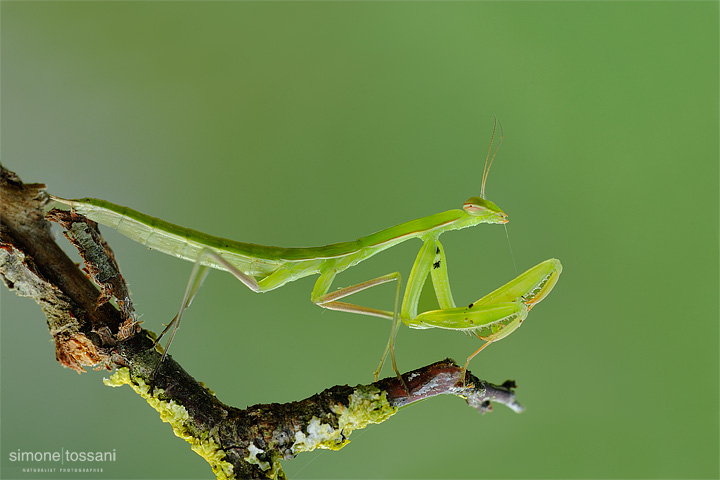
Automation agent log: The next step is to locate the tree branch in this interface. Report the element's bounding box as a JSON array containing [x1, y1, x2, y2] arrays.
[[0, 163, 524, 480]]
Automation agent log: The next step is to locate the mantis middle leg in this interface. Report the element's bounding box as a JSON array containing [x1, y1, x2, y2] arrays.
[[310, 237, 460, 382], [309, 265, 404, 382]]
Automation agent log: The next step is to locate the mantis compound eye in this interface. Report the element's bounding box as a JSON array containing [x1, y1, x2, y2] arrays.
[[463, 196, 488, 215], [463, 196, 508, 223]]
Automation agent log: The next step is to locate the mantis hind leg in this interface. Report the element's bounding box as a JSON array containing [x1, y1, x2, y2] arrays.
[[154, 248, 265, 371]]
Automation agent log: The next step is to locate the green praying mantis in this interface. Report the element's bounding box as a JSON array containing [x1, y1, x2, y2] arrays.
[[51, 123, 562, 383]]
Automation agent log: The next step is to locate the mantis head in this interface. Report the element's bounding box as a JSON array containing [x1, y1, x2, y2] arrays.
[[463, 196, 508, 224]]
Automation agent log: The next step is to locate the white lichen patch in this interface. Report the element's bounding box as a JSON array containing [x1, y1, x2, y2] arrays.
[[293, 417, 344, 453], [243, 444, 285, 480], [291, 385, 397, 455], [244, 443, 270, 471], [104, 368, 234, 480]]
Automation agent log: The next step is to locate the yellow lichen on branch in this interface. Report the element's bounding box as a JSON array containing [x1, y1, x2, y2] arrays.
[[104, 368, 235, 480]]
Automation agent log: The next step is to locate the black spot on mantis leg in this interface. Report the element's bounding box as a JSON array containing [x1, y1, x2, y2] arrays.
[[436, 247, 440, 254], [468, 303, 474, 309], [433, 261, 441, 269]]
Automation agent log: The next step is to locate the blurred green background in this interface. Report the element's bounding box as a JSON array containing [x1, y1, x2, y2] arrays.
[[1, 2, 717, 479]]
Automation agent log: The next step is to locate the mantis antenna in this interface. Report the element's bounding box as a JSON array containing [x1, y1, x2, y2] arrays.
[[481, 116, 504, 199]]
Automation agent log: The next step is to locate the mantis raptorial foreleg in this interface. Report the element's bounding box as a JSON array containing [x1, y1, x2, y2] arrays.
[[401, 237, 440, 319], [412, 258, 562, 380], [429, 240, 455, 310]]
